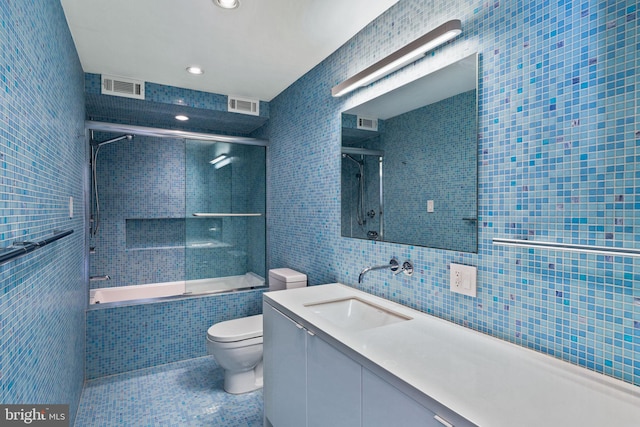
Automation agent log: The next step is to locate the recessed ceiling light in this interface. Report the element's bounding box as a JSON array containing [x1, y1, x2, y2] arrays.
[[186, 66, 204, 75], [213, 0, 239, 10], [175, 115, 189, 121]]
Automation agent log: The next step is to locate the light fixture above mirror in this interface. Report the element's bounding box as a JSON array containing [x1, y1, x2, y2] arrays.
[[331, 19, 462, 97]]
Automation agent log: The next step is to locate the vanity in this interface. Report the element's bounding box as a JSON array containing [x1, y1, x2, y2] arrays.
[[263, 284, 640, 427]]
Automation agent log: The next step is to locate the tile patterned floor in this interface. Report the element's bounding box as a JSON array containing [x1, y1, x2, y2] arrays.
[[74, 357, 263, 427]]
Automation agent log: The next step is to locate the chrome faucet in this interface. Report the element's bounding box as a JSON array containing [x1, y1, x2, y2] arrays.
[[358, 258, 399, 283], [89, 275, 111, 281], [393, 260, 414, 277]]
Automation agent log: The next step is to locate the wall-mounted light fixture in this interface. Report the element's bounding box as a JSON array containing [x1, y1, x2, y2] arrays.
[[331, 19, 462, 97]]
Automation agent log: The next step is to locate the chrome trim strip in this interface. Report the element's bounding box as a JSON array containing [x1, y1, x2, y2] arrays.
[[85, 121, 268, 146], [492, 238, 640, 257], [192, 213, 262, 217]]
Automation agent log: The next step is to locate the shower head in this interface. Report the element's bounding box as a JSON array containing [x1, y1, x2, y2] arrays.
[[342, 153, 364, 166], [93, 134, 134, 147]]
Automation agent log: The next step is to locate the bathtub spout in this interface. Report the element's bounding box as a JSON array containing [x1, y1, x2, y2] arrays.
[[90, 275, 111, 281]]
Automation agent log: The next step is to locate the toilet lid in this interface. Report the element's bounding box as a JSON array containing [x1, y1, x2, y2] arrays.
[[207, 314, 263, 342]]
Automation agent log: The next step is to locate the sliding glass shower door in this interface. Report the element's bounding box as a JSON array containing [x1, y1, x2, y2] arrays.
[[184, 139, 266, 295]]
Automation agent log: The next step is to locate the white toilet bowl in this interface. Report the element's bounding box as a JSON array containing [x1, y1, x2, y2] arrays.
[[206, 268, 307, 394], [206, 314, 264, 394]]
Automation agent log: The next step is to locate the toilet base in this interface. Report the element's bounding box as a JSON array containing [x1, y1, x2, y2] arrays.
[[223, 360, 263, 394]]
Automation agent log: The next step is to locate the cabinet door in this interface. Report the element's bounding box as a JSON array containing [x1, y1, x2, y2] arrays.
[[307, 332, 362, 427], [263, 303, 307, 427], [363, 368, 446, 427]]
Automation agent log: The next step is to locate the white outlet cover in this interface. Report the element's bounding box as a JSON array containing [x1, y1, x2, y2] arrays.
[[450, 263, 477, 297]]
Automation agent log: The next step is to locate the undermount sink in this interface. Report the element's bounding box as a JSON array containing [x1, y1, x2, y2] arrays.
[[305, 297, 411, 331]]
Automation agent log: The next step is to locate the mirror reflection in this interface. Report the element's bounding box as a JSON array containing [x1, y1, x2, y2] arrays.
[[341, 53, 478, 252]]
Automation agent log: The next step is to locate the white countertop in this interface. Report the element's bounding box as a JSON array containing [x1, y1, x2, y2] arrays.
[[263, 283, 640, 427]]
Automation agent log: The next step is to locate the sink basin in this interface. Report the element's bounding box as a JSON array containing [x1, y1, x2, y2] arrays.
[[305, 297, 411, 331]]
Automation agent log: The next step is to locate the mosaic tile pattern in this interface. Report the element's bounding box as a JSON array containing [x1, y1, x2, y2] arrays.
[[75, 356, 263, 427], [85, 289, 264, 379], [91, 135, 266, 289], [384, 90, 477, 251], [0, 1, 86, 425], [268, 0, 640, 387], [90, 135, 186, 289]]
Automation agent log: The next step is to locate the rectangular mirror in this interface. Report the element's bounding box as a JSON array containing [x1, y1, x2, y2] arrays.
[[341, 53, 478, 252]]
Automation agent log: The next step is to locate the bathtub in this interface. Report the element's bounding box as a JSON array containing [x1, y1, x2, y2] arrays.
[[89, 272, 265, 305]]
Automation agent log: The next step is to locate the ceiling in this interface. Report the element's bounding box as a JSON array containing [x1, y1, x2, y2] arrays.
[[61, 0, 399, 102]]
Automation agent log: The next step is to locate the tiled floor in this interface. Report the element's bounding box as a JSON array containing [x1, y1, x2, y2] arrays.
[[74, 357, 263, 427]]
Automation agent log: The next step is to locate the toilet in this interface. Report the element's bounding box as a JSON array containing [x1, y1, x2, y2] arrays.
[[206, 268, 307, 394]]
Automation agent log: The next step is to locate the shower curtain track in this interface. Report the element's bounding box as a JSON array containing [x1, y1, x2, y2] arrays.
[[86, 121, 268, 146]]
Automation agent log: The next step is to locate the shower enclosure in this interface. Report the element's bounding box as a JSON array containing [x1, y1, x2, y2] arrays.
[[184, 139, 266, 295], [88, 124, 266, 303], [340, 148, 383, 240]]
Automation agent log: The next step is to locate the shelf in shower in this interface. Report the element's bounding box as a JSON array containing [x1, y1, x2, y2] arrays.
[[192, 213, 263, 217], [126, 242, 232, 252]]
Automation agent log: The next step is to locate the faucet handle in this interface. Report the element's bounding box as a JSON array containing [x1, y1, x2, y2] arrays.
[[394, 260, 414, 276], [389, 258, 400, 273], [401, 260, 414, 276]]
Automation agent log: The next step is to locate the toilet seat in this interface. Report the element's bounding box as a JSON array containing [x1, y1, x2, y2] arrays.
[[207, 314, 263, 343]]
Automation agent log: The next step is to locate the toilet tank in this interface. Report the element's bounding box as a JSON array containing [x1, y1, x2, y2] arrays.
[[268, 268, 307, 291]]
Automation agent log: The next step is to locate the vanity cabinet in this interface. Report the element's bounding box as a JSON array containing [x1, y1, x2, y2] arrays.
[[306, 327, 361, 426], [263, 301, 307, 427], [263, 283, 640, 427], [264, 301, 456, 427], [363, 369, 449, 427], [263, 302, 361, 427]]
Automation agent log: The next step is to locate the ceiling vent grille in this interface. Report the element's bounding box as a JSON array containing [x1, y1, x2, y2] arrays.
[[228, 96, 260, 116], [101, 75, 145, 100], [357, 116, 378, 131]]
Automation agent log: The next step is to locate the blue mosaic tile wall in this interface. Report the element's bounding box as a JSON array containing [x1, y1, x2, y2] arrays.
[[268, 0, 640, 387], [0, 0, 86, 424], [90, 135, 186, 288], [85, 289, 264, 379]]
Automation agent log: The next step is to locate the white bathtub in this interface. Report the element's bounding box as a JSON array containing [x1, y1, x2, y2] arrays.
[[89, 272, 265, 305]]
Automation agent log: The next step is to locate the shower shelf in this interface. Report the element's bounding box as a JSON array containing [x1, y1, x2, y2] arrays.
[[126, 243, 232, 252], [192, 213, 263, 217]]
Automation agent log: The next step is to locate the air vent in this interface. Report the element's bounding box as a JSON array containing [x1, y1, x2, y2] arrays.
[[101, 75, 145, 100], [228, 96, 260, 116], [357, 116, 378, 131]]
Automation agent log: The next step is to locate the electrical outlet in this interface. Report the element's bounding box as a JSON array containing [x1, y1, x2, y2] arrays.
[[450, 263, 477, 297], [427, 200, 434, 213]]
